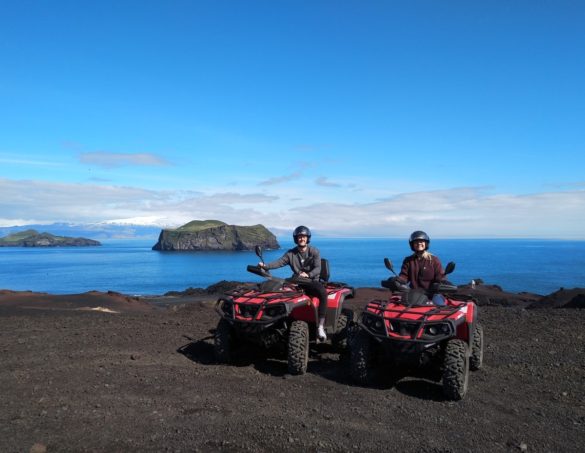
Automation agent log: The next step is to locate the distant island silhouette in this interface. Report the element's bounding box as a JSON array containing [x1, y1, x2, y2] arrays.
[[152, 220, 279, 251], [0, 229, 101, 247]]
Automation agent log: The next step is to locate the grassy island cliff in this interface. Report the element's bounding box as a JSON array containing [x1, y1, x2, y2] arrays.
[[152, 220, 279, 251], [0, 229, 101, 247]]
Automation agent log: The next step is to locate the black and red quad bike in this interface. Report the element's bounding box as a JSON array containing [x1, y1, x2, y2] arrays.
[[214, 246, 355, 375], [350, 258, 484, 400]]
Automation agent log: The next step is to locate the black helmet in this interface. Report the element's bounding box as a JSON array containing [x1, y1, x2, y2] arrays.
[[409, 230, 430, 251], [293, 225, 311, 244]]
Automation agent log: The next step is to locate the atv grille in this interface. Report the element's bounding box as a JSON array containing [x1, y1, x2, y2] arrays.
[[389, 321, 419, 338]]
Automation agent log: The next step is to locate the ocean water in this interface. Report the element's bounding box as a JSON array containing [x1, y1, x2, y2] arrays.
[[0, 238, 583, 296]]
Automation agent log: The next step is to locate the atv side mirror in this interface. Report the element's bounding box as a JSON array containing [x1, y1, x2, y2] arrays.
[[384, 258, 397, 276], [444, 261, 456, 275], [255, 245, 263, 261]]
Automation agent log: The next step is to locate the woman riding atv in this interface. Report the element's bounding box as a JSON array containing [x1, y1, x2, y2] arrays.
[[259, 225, 329, 340], [397, 230, 446, 305]]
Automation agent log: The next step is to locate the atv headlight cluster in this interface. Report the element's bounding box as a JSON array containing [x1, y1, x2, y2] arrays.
[[221, 300, 233, 317], [362, 313, 386, 335], [239, 304, 259, 318], [423, 323, 451, 337], [264, 304, 286, 318]]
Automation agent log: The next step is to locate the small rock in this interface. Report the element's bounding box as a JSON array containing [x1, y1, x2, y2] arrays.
[[519, 442, 528, 451], [30, 443, 47, 453]]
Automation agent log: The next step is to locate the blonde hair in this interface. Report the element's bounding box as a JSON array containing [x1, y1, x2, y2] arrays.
[[413, 250, 433, 261]]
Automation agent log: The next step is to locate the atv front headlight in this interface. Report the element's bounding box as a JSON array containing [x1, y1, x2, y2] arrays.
[[221, 300, 233, 317], [362, 313, 386, 335], [239, 304, 259, 318], [423, 323, 451, 337], [264, 304, 286, 318]]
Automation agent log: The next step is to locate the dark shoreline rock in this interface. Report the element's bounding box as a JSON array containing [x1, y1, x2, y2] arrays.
[[152, 220, 279, 251], [163, 280, 247, 297], [162, 281, 585, 310], [527, 287, 585, 309]]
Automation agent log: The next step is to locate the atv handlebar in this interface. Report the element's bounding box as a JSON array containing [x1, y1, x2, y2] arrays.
[[247, 265, 272, 278], [381, 277, 409, 292], [381, 260, 459, 296], [429, 281, 458, 294], [288, 275, 313, 285], [382, 278, 458, 299], [247, 265, 314, 287]]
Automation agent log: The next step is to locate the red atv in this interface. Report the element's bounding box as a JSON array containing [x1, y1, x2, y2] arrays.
[[350, 258, 484, 400], [214, 246, 355, 375]]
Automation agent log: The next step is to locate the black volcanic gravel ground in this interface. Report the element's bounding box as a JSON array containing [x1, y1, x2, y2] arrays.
[[1, 288, 584, 453]]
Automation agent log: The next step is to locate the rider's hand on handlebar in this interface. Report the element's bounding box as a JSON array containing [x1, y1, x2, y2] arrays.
[[258, 262, 266, 269], [298, 271, 309, 278]]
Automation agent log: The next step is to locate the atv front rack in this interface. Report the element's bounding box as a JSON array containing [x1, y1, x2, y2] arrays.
[[217, 282, 353, 326], [366, 299, 463, 317], [359, 299, 466, 344], [224, 285, 304, 301], [216, 285, 309, 325]]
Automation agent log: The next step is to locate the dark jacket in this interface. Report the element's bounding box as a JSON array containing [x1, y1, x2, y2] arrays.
[[399, 253, 444, 290], [264, 245, 322, 280]]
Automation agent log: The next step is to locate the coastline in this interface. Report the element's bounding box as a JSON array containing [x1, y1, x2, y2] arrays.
[[2, 280, 584, 313]]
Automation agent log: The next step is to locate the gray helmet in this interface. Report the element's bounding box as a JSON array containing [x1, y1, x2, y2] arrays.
[[409, 230, 430, 251], [293, 225, 311, 244]]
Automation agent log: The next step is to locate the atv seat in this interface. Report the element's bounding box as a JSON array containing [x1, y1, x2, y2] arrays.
[[319, 259, 330, 283]]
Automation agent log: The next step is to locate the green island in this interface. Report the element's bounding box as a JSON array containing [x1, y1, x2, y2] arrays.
[[0, 229, 101, 247], [152, 220, 279, 251]]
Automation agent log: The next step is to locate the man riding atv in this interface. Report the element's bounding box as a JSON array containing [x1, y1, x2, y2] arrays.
[[259, 225, 329, 340], [214, 226, 354, 375]]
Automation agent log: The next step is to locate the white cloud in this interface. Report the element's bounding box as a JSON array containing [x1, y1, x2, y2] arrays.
[[315, 176, 342, 187], [0, 157, 64, 167], [288, 188, 585, 238], [258, 171, 302, 186], [0, 178, 584, 238], [0, 178, 279, 227], [79, 151, 171, 168]]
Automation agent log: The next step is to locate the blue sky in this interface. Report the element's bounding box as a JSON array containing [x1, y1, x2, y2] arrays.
[[1, 1, 584, 238]]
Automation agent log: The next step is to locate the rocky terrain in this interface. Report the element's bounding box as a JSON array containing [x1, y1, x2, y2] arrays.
[[0, 284, 584, 452], [152, 220, 279, 251], [0, 230, 101, 247]]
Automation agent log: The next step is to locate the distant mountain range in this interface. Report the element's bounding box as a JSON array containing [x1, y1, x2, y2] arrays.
[[0, 223, 163, 241]]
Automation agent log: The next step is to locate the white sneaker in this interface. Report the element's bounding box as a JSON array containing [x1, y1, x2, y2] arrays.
[[317, 325, 327, 341]]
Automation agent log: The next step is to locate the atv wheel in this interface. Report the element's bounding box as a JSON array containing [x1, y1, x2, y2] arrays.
[[470, 324, 484, 371], [442, 339, 469, 400], [350, 330, 374, 385], [332, 308, 353, 350], [214, 319, 233, 363], [288, 320, 309, 375]]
